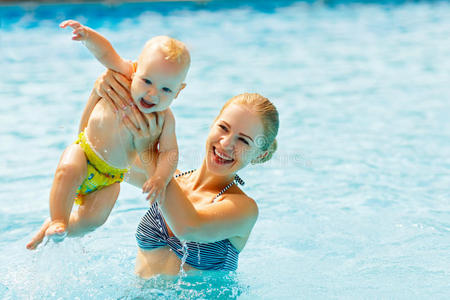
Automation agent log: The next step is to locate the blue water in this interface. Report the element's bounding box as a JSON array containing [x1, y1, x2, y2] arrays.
[[1, 0, 450, 298]]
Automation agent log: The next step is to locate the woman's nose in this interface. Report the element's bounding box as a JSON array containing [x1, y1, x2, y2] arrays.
[[220, 134, 234, 150]]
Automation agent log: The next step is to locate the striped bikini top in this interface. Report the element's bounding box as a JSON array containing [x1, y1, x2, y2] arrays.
[[135, 170, 244, 271], [136, 202, 240, 271]]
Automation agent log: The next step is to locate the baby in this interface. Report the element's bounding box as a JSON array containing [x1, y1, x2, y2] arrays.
[[26, 20, 190, 249]]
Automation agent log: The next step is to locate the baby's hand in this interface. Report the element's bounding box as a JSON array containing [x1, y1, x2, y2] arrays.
[[60, 20, 89, 41], [143, 176, 166, 204]]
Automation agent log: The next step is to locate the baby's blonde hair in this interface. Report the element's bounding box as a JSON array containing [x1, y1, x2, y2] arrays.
[[141, 36, 190, 67], [217, 93, 279, 164]]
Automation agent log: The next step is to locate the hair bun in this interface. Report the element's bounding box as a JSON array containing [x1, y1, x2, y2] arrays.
[[259, 139, 277, 164]]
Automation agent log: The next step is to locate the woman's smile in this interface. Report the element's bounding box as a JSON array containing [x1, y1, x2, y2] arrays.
[[212, 146, 234, 165]]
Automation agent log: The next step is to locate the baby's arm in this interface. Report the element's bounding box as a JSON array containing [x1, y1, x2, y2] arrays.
[[142, 109, 179, 203], [60, 20, 133, 78]]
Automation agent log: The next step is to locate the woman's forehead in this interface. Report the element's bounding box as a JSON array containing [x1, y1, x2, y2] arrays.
[[219, 104, 264, 138]]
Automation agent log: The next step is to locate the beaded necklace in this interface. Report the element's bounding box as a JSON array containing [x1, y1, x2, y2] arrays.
[[174, 169, 245, 200]]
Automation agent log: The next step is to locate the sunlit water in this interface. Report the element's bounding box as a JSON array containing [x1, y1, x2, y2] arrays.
[[1, 1, 450, 298]]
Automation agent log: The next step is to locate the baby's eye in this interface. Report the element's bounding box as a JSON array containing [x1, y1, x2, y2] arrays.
[[219, 124, 228, 131], [162, 87, 172, 93], [239, 137, 249, 145], [143, 79, 152, 85]]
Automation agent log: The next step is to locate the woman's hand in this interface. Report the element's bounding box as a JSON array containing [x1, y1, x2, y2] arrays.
[[95, 69, 139, 125], [124, 109, 164, 153], [125, 110, 165, 203]]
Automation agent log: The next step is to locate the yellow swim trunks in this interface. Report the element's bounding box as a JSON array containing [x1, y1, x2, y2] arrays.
[[74, 131, 128, 205]]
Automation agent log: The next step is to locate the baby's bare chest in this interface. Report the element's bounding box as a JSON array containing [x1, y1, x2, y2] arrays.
[[85, 100, 135, 166]]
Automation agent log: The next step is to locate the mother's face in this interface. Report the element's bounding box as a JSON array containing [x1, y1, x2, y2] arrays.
[[205, 104, 265, 176]]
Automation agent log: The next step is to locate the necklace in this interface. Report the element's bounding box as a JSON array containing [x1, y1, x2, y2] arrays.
[[175, 169, 245, 200]]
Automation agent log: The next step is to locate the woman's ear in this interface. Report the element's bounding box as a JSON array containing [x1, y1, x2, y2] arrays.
[[251, 151, 268, 165]]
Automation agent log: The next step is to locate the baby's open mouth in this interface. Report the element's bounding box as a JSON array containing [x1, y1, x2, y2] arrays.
[[140, 98, 155, 109]]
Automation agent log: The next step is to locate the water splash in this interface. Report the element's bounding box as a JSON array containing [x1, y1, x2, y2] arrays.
[[179, 241, 189, 277], [196, 242, 201, 266]]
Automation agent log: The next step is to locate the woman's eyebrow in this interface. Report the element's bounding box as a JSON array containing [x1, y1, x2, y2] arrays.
[[222, 121, 254, 142]]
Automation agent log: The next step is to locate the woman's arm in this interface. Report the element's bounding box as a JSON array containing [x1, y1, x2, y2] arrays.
[[160, 181, 258, 243], [126, 159, 151, 189], [60, 20, 133, 78], [126, 156, 258, 243]]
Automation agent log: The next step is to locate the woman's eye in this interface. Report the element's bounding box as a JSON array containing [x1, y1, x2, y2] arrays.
[[219, 124, 228, 131], [143, 79, 152, 85], [162, 87, 172, 93], [239, 138, 249, 145]]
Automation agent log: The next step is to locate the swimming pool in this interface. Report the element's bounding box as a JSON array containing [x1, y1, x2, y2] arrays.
[[1, 0, 450, 298]]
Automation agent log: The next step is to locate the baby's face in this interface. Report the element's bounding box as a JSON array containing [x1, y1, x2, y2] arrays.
[[131, 48, 187, 114]]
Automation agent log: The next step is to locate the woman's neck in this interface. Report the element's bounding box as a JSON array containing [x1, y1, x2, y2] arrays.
[[190, 161, 235, 194]]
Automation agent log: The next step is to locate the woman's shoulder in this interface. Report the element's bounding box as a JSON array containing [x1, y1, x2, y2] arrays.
[[174, 169, 190, 179], [221, 186, 259, 219]]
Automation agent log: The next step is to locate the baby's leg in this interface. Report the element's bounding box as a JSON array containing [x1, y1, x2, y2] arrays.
[[26, 183, 120, 249], [67, 183, 120, 236], [45, 144, 88, 241]]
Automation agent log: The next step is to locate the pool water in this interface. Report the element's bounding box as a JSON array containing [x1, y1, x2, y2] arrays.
[[1, 0, 450, 298]]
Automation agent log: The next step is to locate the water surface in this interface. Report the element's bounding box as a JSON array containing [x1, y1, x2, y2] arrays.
[[1, 1, 450, 298]]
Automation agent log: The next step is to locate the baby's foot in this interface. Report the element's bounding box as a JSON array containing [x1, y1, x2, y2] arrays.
[[26, 218, 51, 250], [44, 221, 68, 243]]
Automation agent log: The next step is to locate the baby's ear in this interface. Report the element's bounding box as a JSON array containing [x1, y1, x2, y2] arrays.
[[175, 83, 186, 99]]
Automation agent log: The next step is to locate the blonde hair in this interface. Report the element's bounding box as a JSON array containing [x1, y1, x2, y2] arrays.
[[141, 36, 190, 67], [217, 93, 279, 164]]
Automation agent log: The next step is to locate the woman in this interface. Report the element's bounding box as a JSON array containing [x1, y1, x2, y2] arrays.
[[30, 70, 279, 277], [96, 69, 279, 277]]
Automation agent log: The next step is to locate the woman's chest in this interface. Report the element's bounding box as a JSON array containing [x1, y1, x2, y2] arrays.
[[177, 178, 218, 206]]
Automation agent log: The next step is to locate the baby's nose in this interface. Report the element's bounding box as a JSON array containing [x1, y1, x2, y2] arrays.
[[147, 86, 158, 97]]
